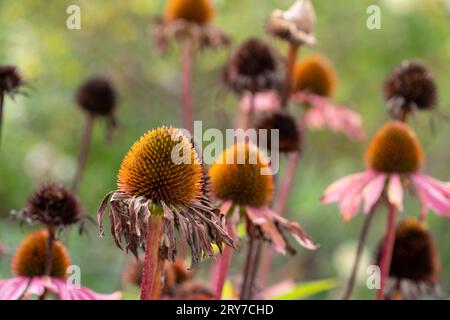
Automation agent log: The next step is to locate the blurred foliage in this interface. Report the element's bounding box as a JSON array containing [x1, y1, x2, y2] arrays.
[[0, 0, 449, 299]]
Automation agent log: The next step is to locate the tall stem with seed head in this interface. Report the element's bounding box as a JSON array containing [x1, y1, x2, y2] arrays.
[[181, 39, 194, 134], [140, 212, 165, 300], [72, 113, 94, 193], [376, 204, 397, 300], [342, 208, 376, 300]]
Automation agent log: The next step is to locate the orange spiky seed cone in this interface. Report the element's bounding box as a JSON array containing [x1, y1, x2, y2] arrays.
[[365, 121, 424, 174], [11, 230, 71, 279], [118, 126, 203, 207], [294, 54, 336, 97], [209, 143, 274, 207], [164, 0, 214, 25]]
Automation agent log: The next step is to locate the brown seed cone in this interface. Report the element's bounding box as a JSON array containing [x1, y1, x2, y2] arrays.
[[75, 76, 117, 116]]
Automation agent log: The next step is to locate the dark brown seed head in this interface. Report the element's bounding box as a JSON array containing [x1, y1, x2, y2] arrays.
[[0, 65, 25, 96], [379, 219, 440, 284], [254, 111, 302, 153], [75, 76, 117, 116], [384, 61, 437, 113], [19, 183, 84, 228], [224, 38, 281, 95]]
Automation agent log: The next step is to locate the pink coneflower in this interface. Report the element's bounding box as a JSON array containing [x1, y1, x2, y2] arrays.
[[0, 230, 120, 300], [292, 54, 365, 141], [321, 121, 450, 299]]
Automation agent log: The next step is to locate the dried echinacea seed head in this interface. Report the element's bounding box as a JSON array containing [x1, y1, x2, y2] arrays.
[[209, 142, 274, 207], [224, 38, 281, 95], [75, 76, 117, 117], [14, 183, 84, 228], [387, 219, 440, 284], [164, 0, 214, 25], [0, 65, 25, 97], [384, 61, 437, 117], [11, 230, 71, 279], [117, 126, 203, 207], [254, 110, 302, 153], [294, 54, 336, 97], [266, 0, 316, 46], [365, 121, 424, 174]]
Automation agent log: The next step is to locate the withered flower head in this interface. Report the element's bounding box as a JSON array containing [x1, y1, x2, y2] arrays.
[[365, 121, 424, 174], [12, 230, 71, 279], [378, 219, 441, 299], [12, 183, 84, 228], [0, 65, 25, 97], [254, 110, 302, 153], [154, 0, 229, 52], [267, 0, 316, 46], [75, 76, 117, 117], [384, 61, 437, 119], [209, 142, 274, 208], [98, 126, 233, 267], [164, 0, 214, 25], [224, 38, 282, 95], [210, 143, 317, 254], [294, 54, 337, 97]]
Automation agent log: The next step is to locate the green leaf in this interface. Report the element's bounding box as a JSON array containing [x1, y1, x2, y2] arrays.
[[272, 278, 337, 300]]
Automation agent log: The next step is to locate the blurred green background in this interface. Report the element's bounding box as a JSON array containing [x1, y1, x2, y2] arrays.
[[0, 0, 449, 299]]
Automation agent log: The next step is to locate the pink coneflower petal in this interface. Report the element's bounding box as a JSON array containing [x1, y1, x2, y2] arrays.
[[220, 200, 234, 216], [362, 173, 386, 214], [22, 277, 51, 299], [246, 206, 286, 254], [412, 173, 450, 217], [294, 92, 365, 141], [321, 171, 374, 205], [263, 207, 317, 250], [0, 277, 29, 300], [52, 278, 122, 300], [240, 90, 281, 113], [388, 174, 404, 212]]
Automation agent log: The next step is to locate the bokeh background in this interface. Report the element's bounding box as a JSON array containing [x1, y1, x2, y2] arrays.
[[0, 0, 449, 299]]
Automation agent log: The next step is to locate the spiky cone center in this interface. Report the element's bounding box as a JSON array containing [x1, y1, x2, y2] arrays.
[[254, 111, 301, 153], [384, 61, 437, 110], [209, 142, 274, 207], [11, 230, 71, 279], [76, 77, 116, 116], [365, 121, 424, 174], [164, 0, 214, 25], [118, 127, 203, 207], [388, 219, 440, 283], [294, 54, 336, 97], [22, 183, 84, 227]]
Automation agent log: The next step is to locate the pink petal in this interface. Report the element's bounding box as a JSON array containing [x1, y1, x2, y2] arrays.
[[413, 174, 450, 217], [387, 174, 404, 212], [0, 277, 30, 300], [220, 200, 234, 216], [240, 91, 281, 113], [264, 207, 317, 250], [51, 278, 122, 300], [362, 173, 386, 214], [322, 171, 371, 205], [21, 277, 49, 299], [246, 206, 286, 254]]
